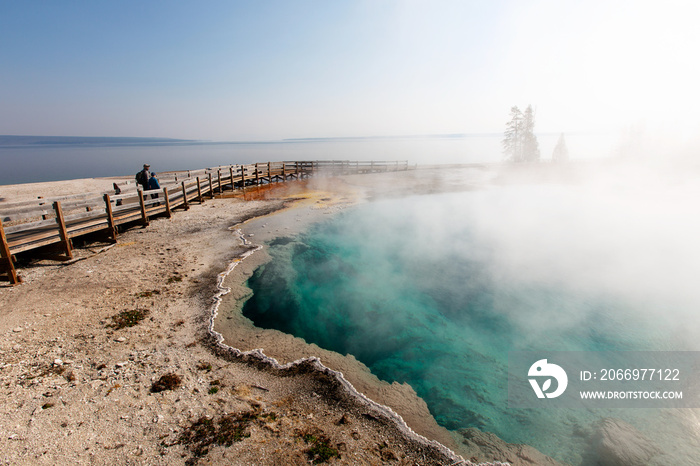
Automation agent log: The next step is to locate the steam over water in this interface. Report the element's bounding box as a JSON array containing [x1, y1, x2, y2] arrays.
[[242, 168, 700, 464]]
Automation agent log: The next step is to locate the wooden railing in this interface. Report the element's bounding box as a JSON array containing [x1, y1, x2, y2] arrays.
[[0, 160, 408, 284]]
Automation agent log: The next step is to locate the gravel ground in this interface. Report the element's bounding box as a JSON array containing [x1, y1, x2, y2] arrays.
[[0, 170, 559, 465]]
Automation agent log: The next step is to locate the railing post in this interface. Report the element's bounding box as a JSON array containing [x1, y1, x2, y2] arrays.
[[0, 218, 21, 285], [103, 193, 118, 242], [229, 166, 235, 191], [196, 176, 203, 203], [163, 187, 172, 218], [53, 201, 73, 259], [137, 190, 149, 226], [240, 165, 246, 188], [282, 162, 286, 181], [208, 173, 215, 199], [181, 181, 189, 210], [255, 163, 260, 185], [217, 170, 222, 194], [267, 162, 272, 182]]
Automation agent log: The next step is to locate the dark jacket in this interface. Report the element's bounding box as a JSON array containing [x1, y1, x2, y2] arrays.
[[136, 169, 150, 189]]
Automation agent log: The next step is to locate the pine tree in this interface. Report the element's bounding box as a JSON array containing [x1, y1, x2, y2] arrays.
[[521, 105, 540, 162], [552, 133, 568, 162], [502, 106, 523, 163], [502, 105, 540, 163]]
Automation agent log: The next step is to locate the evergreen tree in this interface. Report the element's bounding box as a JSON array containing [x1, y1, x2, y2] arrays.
[[502, 106, 523, 163], [502, 105, 539, 163], [521, 105, 540, 162], [552, 133, 569, 162]]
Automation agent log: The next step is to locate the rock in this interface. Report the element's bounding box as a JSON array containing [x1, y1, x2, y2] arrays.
[[53, 359, 63, 366], [592, 418, 659, 466], [12, 327, 22, 333], [115, 337, 126, 342]]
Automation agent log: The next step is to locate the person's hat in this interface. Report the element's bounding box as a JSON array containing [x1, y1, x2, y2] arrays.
[[144, 163, 150, 168]]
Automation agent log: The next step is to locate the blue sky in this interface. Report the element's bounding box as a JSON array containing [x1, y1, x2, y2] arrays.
[[2, 0, 699, 142]]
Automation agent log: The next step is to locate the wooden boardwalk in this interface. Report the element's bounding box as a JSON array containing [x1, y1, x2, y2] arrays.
[[0, 160, 408, 285]]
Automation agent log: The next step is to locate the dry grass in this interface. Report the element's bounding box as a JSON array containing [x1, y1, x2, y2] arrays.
[[109, 309, 150, 330], [150, 373, 182, 393]]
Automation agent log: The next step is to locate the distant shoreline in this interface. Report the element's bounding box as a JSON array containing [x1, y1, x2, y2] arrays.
[[0, 135, 198, 146]]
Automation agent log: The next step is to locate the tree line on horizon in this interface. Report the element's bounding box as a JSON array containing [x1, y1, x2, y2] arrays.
[[502, 105, 568, 163]]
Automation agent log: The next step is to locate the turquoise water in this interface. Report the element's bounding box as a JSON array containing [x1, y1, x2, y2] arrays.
[[241, 185, 700, 464]]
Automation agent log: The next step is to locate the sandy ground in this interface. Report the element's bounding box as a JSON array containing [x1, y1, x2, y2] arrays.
[[0, 168, 561, 465], [0, 176, 132, 204]]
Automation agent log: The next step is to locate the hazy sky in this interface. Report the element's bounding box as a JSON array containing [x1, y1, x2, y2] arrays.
[[2, 0, 699, 141]]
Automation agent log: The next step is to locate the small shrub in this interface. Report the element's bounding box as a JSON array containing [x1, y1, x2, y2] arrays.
[[196, 362, 212, 371], [109, 309, 149, 330], [178, 411, 257, 461], [302, 434, 318, 443], [151, 373, 182, 393], [300, 433, 340, 464], [167, 275, 183, 284], [208, 387, 219, 395]]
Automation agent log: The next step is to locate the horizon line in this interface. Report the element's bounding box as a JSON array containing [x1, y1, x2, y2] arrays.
[[0, 132, 584, 146]]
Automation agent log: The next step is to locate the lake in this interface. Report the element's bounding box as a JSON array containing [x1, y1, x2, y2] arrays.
[[0, 133, 618, 185]]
